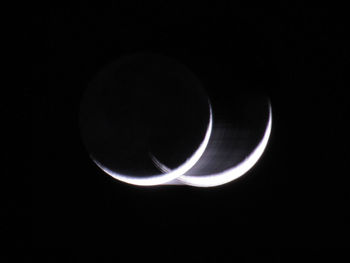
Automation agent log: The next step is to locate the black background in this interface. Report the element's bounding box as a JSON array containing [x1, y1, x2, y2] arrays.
[[30, 2, 348, 258]]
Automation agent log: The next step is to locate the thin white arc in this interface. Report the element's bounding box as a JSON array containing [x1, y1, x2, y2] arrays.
[[178, 103, 272, 187], [150, 154, 171, 174], [92, 101, 213, 186]]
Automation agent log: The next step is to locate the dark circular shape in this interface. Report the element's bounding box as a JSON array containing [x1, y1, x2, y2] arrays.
[[79, 53, 210, 179]]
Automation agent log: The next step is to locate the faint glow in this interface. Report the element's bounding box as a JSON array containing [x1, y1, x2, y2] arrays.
[[92, 101, 213, 186], [178, 103, 272, 187]]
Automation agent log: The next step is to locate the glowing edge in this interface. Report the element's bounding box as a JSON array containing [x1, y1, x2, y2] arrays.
[[92, 101, 213, 186], [178, 103, 272, 187]]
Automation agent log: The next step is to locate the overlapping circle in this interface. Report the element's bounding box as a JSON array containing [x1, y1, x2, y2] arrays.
[[79, 53, 272, 187]]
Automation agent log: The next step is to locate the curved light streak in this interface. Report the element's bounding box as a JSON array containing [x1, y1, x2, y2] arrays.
[[150, 154, 171, 174], [177, 103, 272, 187], [92, 101, 213, 186]]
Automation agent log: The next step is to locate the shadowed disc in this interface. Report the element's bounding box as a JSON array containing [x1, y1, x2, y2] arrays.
[[79, 53, 210, 182]]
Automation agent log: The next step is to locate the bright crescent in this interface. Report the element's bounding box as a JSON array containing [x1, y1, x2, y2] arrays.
[[178, 102, 272, 187], [92, 101, 213, 186]]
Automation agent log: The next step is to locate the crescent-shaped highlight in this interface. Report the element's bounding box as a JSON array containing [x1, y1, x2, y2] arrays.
[[91, 101, 213, 186], [177, 103, 272, 187]]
